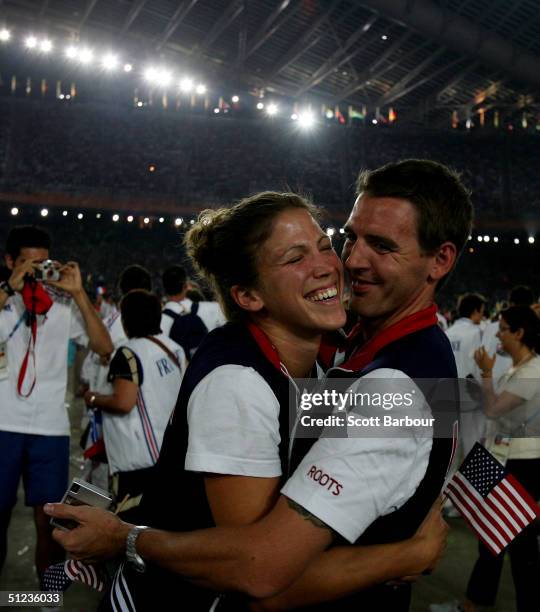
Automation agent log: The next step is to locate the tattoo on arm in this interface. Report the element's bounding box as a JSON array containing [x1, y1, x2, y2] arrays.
[[286, 498, 338, 541]]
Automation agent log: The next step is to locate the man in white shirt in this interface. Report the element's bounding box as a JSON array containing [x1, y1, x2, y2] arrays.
[[446, 293, 486, 456], [0, 225, 113, 584], [161, 265, 225, 357]]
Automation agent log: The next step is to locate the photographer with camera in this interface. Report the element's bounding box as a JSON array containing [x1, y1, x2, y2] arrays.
[[0, 225, 113, 586]]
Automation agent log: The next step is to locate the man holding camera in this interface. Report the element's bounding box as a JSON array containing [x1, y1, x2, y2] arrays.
[[0, 225, 113, 585]]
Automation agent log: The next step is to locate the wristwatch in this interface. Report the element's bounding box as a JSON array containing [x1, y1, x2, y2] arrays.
[[126, 525, 149, 572], [0, 280, 15, 297], [87, 394, 97, 408]]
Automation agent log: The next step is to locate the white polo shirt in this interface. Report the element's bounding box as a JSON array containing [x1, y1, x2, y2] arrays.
[[0, 288, 88, 436], [483, 318, 512, 385], [446, 318, 482, 379]]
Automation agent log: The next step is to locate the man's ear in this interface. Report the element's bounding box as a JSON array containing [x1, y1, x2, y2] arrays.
[[5, 254, 14, 271], [230, 285, 265, 313], [515, 327, 525, 342], [428, 242, 457, 283]]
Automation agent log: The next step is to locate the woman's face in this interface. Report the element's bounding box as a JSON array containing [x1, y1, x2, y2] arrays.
[[496, 316, 519, 353], [252, 208, 346, 336]]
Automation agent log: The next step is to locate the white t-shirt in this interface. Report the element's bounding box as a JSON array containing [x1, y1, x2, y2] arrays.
[[103, 334, 186, 473], [161, 299, 226, 337], [446, 318, 482, 379], [281, 368, 433, 543], [185, 364, 282, 477], [0, 288, 88, 435], [495, 355, 540, 460]]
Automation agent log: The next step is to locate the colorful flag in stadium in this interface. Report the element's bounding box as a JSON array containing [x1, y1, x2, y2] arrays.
[[334, 105, 346, 124], [43, 559, 108, 592], [444, 442, 540, 556], [388, 107, 397, 123], [348, 105, 365, 122]]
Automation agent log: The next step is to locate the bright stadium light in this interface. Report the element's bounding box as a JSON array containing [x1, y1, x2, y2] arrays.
[[25, 36, 38, 49], [0, 29, 11, 42], [298, 111, 315, 129], [96, 213, 101, 219], [477, 236, 483, 242], [127, 215, 134, 223], [65, 45, 78, 59], [483, 235, 490, 242], [123, 63, 133, 73], [175, 218, 183, 226], [102, 53, 118, 70], [112, 214, 120, 222], [493, 237, 499, 243], [266, 103, 278, 116], [58, 94, 65, 100], [529, 236, 535, 244], [180, 78, 193, 93], [40, 208, 48, 217], [143, 217, 150, 224], [339, 228, 345, 234], [10, 207, 18, 216], [79, 48, 93, 64], [62, 210, 68, 216], [159, 217, 165, 223], [326, 228, 335, 237], [213, 108, 220, 114], [195, 84, 206, 95], [514, 238, 520, 245], [40, 39, 53, 53], [231, 95, 239, 103], [291, 113, 298, 120], [256, 102, 264, 110], [372, 118, 378, 125], [77, 213, 83, 220]]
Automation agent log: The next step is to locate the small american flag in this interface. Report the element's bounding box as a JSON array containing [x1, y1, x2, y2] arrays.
[[445, 442, 540, 555], [43, 559, 107, 592]]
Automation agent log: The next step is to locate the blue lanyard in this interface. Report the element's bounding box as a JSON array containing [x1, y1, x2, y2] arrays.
[[7, 311, 27, 341]]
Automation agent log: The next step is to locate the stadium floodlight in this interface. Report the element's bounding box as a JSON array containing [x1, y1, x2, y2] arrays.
[[96, 213, 101, 219], [326, 228, 335, 237], [180, 78, 193, 93], [0, 29, 10, 42], [40, 39, 53, 53], [372, 118, 378, 125], [77, 213, 83, 220], [112, 214, 120, 222], [339, 228, 345, 234], [190, 220, 195, 225], [25, 36, 38, 49], [298, 111, 315, 129], [195, 84, 206, 95], [493, 237, 499, 243], [123, 63, 133, 73], [291, 113, 298, 120], [514, 238, 520, 245], [79, 48, 93, 64], [256, 102, 264, 110], [477, 236, 483, 242], [231, 95, 239, 103], [483, 235, 490, 242], [381, 34, 388, 40], [58, 94, 65, 100], [65, 45, 78, 59], [102, 53, 118, 70], [127, 215, 134, 223], [62, 210, 68, 216], [156, 70, 172, 87], [65, 94, 71, 100], [159, 217, 164, 223], [468, 235, 472, 240], [266, 103, 278, 116], [143, 217, 150, 224], [40, 208, 48, 217], [213, 108, 220, 114], [529, 236, 535, 244], [136, 101, 143, 107], [175, 218, 183, 226], [10, 207, 18, 216]]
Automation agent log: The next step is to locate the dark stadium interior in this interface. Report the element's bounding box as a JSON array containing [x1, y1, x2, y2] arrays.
[[1, 0, 539, 610]]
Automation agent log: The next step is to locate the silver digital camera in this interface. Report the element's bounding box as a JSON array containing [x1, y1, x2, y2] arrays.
[[34, 259, 61, 282], [50, 477, 113, 531]]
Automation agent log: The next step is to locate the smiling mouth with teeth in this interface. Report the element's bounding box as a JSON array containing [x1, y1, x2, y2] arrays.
[[306, 286, 339, 302]]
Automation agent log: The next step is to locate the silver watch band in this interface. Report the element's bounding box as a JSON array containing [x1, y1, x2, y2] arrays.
[[126, 525, 149, 572]]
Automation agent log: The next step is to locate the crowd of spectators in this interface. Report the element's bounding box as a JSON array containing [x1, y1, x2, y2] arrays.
[[1, 97, 540, 215]]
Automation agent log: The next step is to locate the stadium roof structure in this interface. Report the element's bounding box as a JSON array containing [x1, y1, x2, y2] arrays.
[[1, 0, 540, 127]]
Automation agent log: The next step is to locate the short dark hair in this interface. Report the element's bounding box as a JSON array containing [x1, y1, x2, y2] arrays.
[[162, 265, 187, 296], [458, 293, 485, 319], [509, 285, 535, 307], [6, 226, 51, 259], [500, 306, 540, 352], [118, 265, 152, 296], [356, 159, 473, 264], [185, 191, 320, 321], [120, 290, 162, 338]]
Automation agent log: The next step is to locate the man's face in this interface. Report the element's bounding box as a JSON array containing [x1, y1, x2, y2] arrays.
[[342, 194, 435, 326], [5, 247, 49, 270], [471, 304, 485, 325]]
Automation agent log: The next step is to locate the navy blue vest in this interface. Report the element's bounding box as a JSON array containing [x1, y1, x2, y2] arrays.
[[126, 322, 292, 610], [289, 324, 458, 611]]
